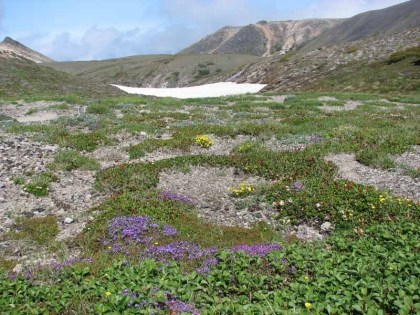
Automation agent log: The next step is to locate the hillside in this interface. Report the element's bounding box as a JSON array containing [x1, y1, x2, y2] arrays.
[[181, 19, 341, 56], [44, 54, 259, 88], [0, 57, 124, 98], [303, 0, 420, 51], [201, 27, 420, 94], [0, 36, 53, 63]]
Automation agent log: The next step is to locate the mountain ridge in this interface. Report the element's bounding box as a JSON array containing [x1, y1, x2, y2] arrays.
[[302, 0, 420, 51], [180, 19, 342, 56], [0, 36, 53, 63]]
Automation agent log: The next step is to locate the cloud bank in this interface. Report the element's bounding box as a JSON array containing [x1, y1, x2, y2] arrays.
[[13, 0, 408, 61]]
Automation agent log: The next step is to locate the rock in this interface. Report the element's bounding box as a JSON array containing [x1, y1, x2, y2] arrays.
[[13, 263, 24, 273], [293, 224, 325, 242], [320, 221, 333, 232], [64, 217, 74, 224], [139, 131, 148, 136]]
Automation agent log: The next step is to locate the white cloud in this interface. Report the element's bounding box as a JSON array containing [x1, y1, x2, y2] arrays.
[[21, 25, 205, 61], [14, 0, 410, 61]]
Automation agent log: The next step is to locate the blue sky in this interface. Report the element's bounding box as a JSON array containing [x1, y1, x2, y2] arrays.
[[0, 0, 408, 61]]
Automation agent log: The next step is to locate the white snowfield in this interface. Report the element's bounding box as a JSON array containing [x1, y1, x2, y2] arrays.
[[111, 82, 266, 99]]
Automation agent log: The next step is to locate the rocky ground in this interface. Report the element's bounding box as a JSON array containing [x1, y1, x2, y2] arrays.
[[0, 96, 419, 266]]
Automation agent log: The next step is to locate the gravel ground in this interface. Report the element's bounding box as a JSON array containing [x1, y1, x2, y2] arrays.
[[0, 101, 82, 123], [157, 166, 277, 228], [325, 153, 419, 201]]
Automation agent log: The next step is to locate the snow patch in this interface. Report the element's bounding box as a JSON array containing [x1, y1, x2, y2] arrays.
[[111, 82, 266, 99]]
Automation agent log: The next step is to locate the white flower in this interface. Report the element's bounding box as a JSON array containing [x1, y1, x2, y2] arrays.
[[315, 203, 321, 208], [279, 200, 285, 206]]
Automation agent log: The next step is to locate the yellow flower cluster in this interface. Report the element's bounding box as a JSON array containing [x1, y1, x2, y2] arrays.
[[238, 143, 253, 152], [195, 135, 213, 148], [230, 182, 255, 197]]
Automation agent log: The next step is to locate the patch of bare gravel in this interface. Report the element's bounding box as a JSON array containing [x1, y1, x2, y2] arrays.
[[393, 146, 420, 172], [0, 134, 107, 248], [318, 96, 338, 102], [157, 166, 276, 228], [0, 101, 82, 123], [321, 100, 363, 112], [325, 153, 419, 201]]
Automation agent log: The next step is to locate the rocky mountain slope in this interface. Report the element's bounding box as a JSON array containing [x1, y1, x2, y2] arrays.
[[202, 28, 420, 94], [180, 19, 341, 56], [302, 0, 420, 51], [0, 37, 53, 63]]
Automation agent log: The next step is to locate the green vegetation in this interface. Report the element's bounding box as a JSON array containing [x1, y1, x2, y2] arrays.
[[6, 215, 59, 245], [306, 50, 420, 94], [48, 149, 100, 171], [23, 172, 59, 197], [0, 86, 419, 313], [388, 47, 420, 64]]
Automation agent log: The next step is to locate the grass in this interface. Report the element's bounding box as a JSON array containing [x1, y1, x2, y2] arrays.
[[0, 90, 419, 314], [6, 215, 59, 245], [48, 150, 100, 171]]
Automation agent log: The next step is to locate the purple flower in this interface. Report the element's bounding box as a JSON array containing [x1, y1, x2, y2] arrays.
[[291, 180, 304, 191], [161, 191, 196, 205]]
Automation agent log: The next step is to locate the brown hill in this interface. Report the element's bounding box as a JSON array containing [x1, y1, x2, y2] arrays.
[[180, 19, 341, 56], [0, 36, 53, 63]]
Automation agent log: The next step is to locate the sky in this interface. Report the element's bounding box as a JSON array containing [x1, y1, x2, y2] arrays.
[[0, 0, 409, 61]]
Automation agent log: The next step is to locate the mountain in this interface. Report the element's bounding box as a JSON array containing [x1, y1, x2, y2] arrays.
[[202, 27, 420, 94], [302, 0, 420, 51], [180, 19, 341, 56], [0, 36, 53, 63], [0, 57, 124, 98], [44, 54, 259, 88]]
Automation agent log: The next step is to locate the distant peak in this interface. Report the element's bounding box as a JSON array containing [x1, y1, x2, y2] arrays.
[[2, 36, 19, 44]]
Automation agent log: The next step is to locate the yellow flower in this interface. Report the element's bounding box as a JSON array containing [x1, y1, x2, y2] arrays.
[[154, 241, 159, 245], [105, 291, 111, 297], [303, 276, 309, 282], [305, 302, 311, 309], [371, 205, 376, 209]]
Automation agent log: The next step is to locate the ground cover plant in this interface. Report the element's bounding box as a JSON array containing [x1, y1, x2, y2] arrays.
[[0, 91, 419, 314]]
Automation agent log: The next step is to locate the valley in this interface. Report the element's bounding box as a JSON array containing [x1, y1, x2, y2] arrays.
[[0, 1, 419, 314]]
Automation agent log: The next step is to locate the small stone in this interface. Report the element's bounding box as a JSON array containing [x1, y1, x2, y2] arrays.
[[139, 131, 147, 136], [0, 182, 5, 188], [320, 222, 333, 232], [0, 196, 5, 203], [13, 264, 23, 274], [64, 217, 74, 224]]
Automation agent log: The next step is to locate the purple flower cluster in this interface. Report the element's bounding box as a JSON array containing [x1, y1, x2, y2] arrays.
[[166, 299, 200, 315], [104, 216, 283, 277], [161, 191, 196, 205], [196, 257, 219, 275], [309, 135, 323, 143], [231, 243, 282, 256], [104, 216, 178, 253], [121, 288, 200, 314], [144, 241, 217, 263], [291, 180, 304, 191], [49, 257, 93, 271]]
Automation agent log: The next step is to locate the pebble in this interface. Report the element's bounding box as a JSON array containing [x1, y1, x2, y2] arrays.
[[64, 217, 74, 224], [320, 222, 333, 232]]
